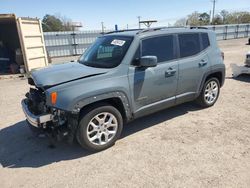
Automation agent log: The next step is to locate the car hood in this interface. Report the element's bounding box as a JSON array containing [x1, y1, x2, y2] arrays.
[[31, 62, 108, 88]]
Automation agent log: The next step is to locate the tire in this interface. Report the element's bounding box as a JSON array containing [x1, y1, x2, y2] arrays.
[[196, 77, 220, 107], [76, 104, 123, 152]]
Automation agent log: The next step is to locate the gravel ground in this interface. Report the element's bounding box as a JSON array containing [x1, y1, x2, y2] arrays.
[[0, 38, 250, 188]]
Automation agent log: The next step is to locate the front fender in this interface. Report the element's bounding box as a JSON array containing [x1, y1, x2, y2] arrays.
[[73, 91, 132, 120]]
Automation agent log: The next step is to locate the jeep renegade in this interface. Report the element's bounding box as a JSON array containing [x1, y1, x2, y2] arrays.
[[22, 27, 225, 151]]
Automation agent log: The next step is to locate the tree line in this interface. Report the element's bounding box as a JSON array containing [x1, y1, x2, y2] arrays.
[[42, 14, 79, 32], [42, 10, 250, 32], [175, 10, 250, 27]]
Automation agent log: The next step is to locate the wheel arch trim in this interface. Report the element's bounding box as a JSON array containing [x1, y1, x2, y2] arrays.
[[197, 67, 225, 97], [73, 91, 133, 121]]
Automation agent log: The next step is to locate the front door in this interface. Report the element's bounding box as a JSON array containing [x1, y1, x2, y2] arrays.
[[128, 35, 179, 115]]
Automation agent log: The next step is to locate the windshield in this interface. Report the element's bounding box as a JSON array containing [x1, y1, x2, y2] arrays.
[[79, 36, 133, 68]]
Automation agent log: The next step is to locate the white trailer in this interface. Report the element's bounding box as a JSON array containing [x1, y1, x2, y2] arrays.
[[0, 14, 48, 74]]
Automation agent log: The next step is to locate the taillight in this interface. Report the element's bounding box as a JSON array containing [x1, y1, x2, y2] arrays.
[[221, 52, 224, 60], [51, 92, 57, 105]]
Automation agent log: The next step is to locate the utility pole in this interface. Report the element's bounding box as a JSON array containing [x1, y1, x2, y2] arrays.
[[101, 22, 104, 33], [137, 16, 141, 29], [211, 0, 217, 24], [209, 10, 212, 23]]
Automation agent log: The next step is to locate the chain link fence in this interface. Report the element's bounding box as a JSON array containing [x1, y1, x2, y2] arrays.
[[44, 24, 250, 58]]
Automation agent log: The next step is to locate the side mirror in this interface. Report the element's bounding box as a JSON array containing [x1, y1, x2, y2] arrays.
[[139, 56, 157, 67]]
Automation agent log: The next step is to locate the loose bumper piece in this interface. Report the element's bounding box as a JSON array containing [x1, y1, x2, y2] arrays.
[[21, 99, 53, 127]]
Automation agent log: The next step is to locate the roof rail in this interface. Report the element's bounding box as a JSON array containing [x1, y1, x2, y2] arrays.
[[103, 26, 207, 36], [105, 29, 142, 35], [137, 26, 186, 34], [137, 27, 168, 34], [190, 26, 208, 30]]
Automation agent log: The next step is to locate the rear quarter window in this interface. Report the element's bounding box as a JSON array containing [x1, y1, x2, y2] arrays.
[[201, 33, 210, 50], [178, 33, 201, 58]]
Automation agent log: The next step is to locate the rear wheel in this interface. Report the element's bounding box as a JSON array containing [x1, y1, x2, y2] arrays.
[[196, 77, 220, 107], [77, 104, 123, 152]]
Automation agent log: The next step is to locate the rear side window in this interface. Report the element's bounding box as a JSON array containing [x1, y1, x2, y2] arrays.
[[201, 33, 210, 50], [142, 35, 175, 63], [178, 33, 201, 58]]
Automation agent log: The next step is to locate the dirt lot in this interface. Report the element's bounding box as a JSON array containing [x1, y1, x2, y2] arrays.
[[0, 38, 250, 188]]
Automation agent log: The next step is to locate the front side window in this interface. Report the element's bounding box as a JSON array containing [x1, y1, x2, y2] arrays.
[[79, 36, 133, 68], [179, 33, 201, 58], [141, 35, 175, 63]]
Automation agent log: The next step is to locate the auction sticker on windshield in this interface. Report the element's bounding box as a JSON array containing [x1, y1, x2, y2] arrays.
[[111, 39, 126, 46]]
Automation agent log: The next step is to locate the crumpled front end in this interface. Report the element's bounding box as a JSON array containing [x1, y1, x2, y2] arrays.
[[22, 85, 54, 127], [22, 78, 77, 142]]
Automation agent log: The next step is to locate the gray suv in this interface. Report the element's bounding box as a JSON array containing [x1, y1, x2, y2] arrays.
[[22, 27, 225, 151]]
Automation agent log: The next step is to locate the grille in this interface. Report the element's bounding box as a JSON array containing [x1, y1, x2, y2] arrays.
[[26, 88, 46, 115]]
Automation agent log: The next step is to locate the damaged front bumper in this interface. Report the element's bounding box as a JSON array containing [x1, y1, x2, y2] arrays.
[[21, 98, 78, 143], [21, 99, 53, 128]]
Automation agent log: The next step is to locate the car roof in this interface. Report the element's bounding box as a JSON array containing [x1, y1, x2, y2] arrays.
[[106, 27, 212, 38]]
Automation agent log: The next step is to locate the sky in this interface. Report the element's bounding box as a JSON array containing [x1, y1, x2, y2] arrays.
[[1, 0, 250, 30]]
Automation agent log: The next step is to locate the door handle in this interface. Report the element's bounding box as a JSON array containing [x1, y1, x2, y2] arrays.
[[165, 67, 177, 77], [199, 60, 208, 67]]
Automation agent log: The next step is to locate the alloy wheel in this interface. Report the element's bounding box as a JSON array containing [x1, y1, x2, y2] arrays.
[[204, 80, 219, 104], [86, 112, 118, 145]]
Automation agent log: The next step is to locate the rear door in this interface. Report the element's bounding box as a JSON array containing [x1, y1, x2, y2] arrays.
[[176, 32, 211, 104], [16, 17, 48, 72]]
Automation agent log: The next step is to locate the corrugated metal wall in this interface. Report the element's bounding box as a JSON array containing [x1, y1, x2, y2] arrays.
[[44, 24, 250, 57], [44, 30, 102, 57]]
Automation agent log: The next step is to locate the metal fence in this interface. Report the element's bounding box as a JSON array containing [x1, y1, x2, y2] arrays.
[[44, 24, 250, 58], [44, 30, 103, 57], [206, 24, 250, 40]]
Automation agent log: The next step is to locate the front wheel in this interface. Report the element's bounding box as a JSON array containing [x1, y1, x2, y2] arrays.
[[196, 77, 220, 107], [77, 104, 123, 152]]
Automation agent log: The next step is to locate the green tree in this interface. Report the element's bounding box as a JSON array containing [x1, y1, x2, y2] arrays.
[[42, 14, 80, 32], [199, 13, 210, 25], [187, 12, 210, 26], [42, 14, 64, 32], [212, 15, 223, 25]]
